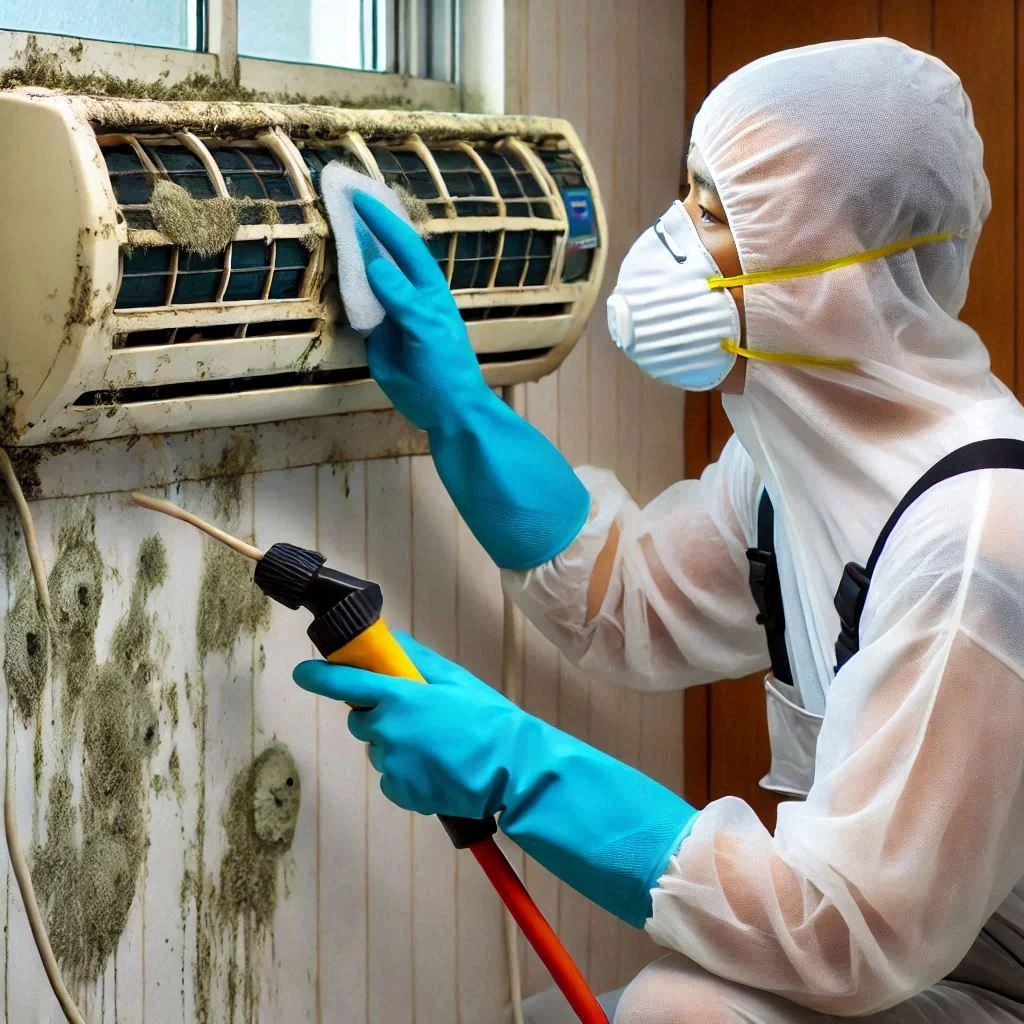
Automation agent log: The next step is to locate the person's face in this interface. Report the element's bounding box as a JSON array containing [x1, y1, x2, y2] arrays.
[[682, 146, 746, 394]]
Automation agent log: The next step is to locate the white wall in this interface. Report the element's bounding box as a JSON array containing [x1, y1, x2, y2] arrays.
[[0, 1, 686, 1020], [505, 0, 688, 1002]]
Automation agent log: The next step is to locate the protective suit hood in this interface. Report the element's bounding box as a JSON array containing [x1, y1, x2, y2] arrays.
[[693, 37, 1024, 691]]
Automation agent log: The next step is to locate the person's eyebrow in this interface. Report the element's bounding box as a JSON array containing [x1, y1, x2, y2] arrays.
[[686, 146, 719, 196]]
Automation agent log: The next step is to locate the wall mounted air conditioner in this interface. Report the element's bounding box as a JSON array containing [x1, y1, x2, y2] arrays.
[[0, 89, 606, 446]]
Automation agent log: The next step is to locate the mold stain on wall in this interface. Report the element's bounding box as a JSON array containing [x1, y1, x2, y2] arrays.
[[216, 743, 300, 1021], [2, 440, 297, 1020], [3, 571, 48, 728], [46, 511, 104, 727], [30, 513, 167, 989]]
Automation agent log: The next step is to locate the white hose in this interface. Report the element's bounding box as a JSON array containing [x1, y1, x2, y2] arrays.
[[0, 448, 87, 1024]]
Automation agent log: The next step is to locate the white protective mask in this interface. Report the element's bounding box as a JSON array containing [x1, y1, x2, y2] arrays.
[[607, 200, 950, 392], [606, 200, 741, 391]]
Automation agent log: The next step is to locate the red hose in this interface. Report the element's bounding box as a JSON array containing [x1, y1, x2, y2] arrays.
[[470, 837, 609, 1024]]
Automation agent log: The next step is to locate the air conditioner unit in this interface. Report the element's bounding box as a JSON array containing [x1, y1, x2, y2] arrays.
[[0, 88, 606, 446]]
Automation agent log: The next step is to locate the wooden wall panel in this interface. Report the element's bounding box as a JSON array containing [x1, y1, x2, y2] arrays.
[[934, 0, 1018, 391]]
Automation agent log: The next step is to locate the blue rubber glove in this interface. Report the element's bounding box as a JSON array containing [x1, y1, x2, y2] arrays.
[[352, 191, 590, 571], [294, 633, 698, 928]]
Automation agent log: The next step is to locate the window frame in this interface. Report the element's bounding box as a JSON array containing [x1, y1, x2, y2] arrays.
[[0, 0, 461, 111]]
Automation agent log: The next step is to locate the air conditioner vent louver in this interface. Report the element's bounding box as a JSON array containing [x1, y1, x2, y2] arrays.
[[115, 239, 311, 310], [0, 91, 605, 445], [71, 347, 555, 407]]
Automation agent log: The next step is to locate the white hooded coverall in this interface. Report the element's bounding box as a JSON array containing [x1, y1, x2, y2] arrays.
[[505, 38, 1024, 1023]]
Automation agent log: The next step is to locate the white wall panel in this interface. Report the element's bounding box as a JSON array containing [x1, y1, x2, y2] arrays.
[[0, 2, 687, 1018]]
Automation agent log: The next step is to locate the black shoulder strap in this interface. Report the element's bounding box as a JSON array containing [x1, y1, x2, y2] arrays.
[[834, 438, 1024, 673], [746, 489, 793, 685]]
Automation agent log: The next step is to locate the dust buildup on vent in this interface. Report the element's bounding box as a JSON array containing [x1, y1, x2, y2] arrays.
[[234, 196, 281, 227], [152, 179, 238, 258], [391, 183, 434, 236], [0, 36, 423, 110]]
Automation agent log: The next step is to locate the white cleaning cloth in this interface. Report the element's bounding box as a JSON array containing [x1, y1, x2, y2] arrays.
[[320, 161, 415, 334]]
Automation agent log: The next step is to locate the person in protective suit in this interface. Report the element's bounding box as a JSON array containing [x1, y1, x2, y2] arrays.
[[296, 38, 1024, 1022]]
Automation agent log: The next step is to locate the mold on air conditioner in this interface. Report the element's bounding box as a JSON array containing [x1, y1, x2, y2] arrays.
[[0, 89, 606, 446]]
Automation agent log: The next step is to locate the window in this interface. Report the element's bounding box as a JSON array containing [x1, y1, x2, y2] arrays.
[[1, 0, 459, 84], [0, 0, 198, 50], [237, 0, 458, 77]]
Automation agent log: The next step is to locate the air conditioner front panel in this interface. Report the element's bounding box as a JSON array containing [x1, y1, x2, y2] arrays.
[[0, 91, 607, 446]]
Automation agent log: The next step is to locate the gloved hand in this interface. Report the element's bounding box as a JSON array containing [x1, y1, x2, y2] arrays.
[[352, 191, 590, 572], [294, 632, 698, 928]]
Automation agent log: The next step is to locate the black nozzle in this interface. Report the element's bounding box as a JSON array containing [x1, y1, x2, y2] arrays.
[[255, 542, 384, 657], [253, 543, 326, 609]]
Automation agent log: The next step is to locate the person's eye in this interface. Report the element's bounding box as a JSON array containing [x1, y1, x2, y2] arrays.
[[699, 205, 719, 226]]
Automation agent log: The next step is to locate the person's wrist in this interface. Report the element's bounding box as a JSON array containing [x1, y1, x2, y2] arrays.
[[426, 383, 504, 442]]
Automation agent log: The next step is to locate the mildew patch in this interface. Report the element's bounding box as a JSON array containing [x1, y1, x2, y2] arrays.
[[3, 573, 49, 724], [32, 533, 167, 986], [215, 744, 301, 1021], [195, 543, 270, 666], [46, 510, 104, 720]]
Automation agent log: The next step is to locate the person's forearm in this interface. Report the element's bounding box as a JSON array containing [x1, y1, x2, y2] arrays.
[[428, 390, 591, 571]]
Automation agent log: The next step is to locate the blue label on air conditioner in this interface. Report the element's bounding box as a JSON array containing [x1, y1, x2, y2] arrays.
[[562, 186, 598, 251]]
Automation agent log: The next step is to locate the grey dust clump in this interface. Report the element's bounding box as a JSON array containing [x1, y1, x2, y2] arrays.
[[148, 179, 287, 257], [194, 437, 270, 666], [32, 532, 168, 987], [216, 744, 301, 1022], [219, 744, 301, 925], [151, 179, 238, 258], [388, 182, 434, 237]]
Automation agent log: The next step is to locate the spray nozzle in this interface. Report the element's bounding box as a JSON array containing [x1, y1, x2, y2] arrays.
[[254, 542, 383, 656], [129, 494, 383, 658]]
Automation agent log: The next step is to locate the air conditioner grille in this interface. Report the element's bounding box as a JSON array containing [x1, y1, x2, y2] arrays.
[[113, 319, 320, 349], [299, 145, 364, 192], [479, 148, 553, 218], [536, 148, 586, 189], [372, 148, 449, 217], [143, 142, 217, 197], [72, 347, 556, 407], [102, 144, 156, 228], [100, 137, 310, 232], [209, 143, 306, 224], [116, 239, 311, 310]]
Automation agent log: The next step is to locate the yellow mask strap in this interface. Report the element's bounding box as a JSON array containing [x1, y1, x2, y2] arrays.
[[707, 231, 962, 290], [721, 340, 858, 371]]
